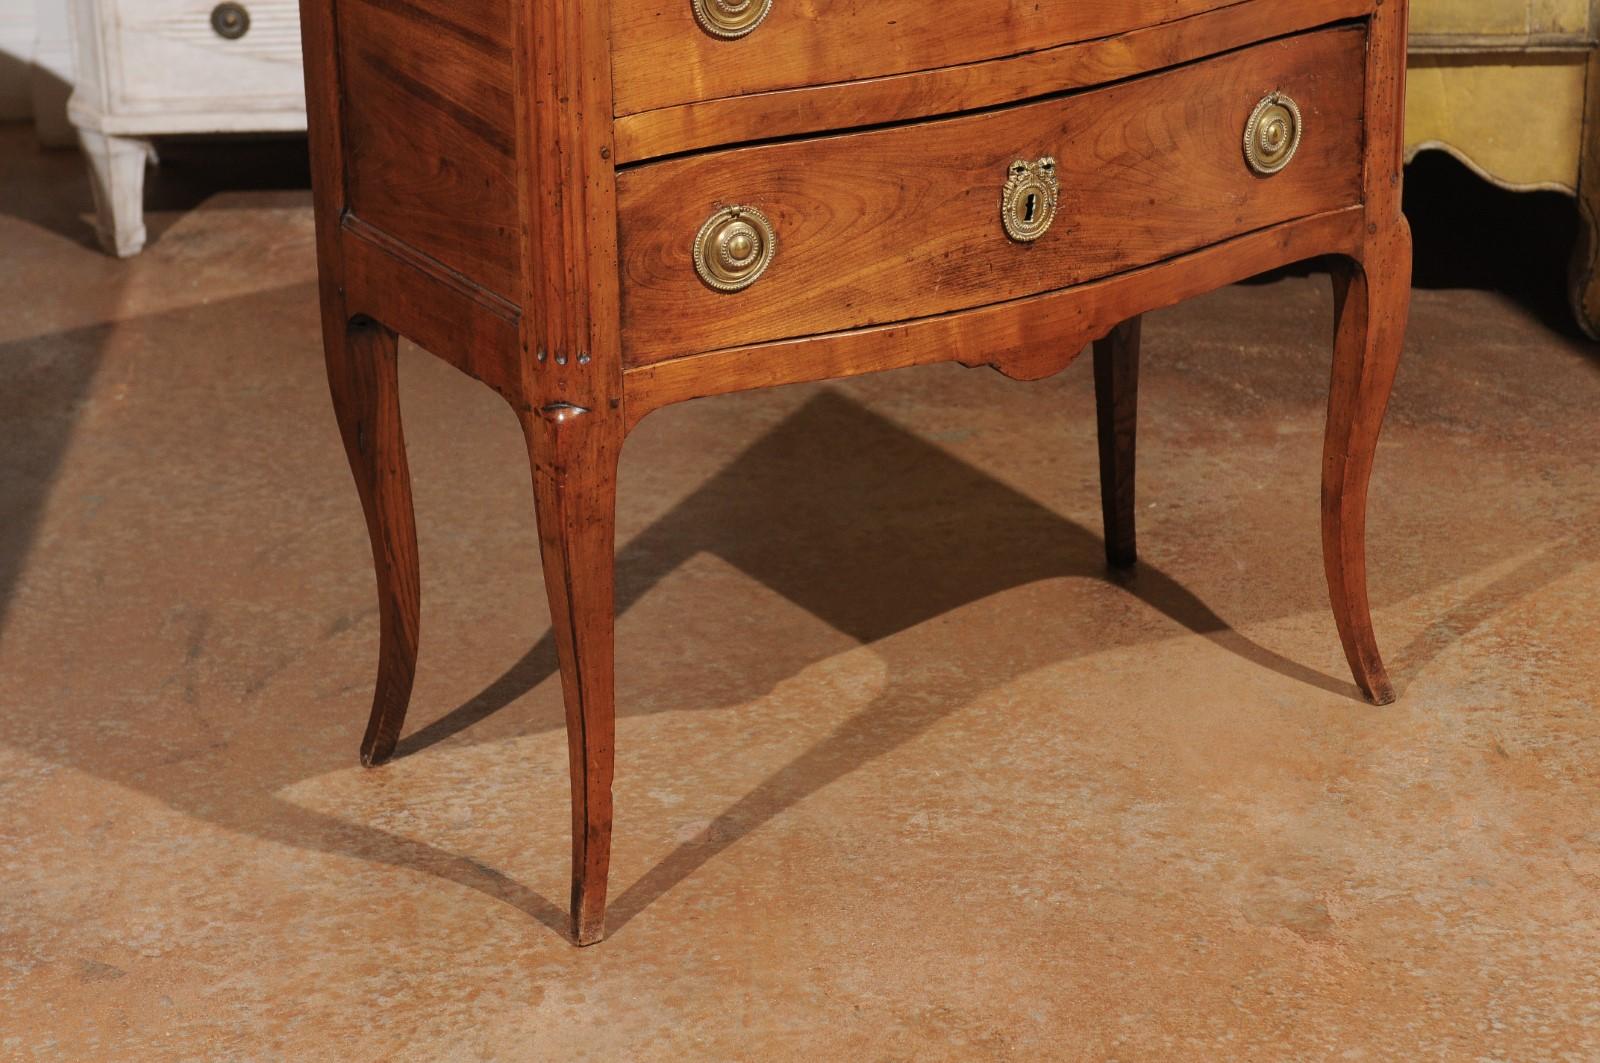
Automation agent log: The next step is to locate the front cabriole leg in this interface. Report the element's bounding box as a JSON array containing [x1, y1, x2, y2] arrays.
[[520, 402, 620, 945], [1322, 222, 1412, 705]]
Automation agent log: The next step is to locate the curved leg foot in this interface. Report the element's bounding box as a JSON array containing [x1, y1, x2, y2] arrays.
[[522, 403, 619, 946], [1568, 168, 1600, 339], [1568, 49, 1600, 339], [325, 316, 421, 765], [1094, 316, 1141, 571], [1324, 223, 1411, 705]]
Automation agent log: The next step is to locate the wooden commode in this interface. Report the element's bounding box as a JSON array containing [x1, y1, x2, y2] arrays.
[[297, 0, 1414, 944]]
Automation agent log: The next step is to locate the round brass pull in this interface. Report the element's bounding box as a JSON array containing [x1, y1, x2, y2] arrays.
[[692, 0, 772, 39], [1001, 157, 1060, 243], [693, 205, 776, 293], [210, 2, 250, 39], [1245, 92, 1302, 176]]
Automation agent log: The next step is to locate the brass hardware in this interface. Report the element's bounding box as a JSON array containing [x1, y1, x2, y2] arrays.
[[692, 0, 772, 39], [1244, 92, 1302, 176], [210, 2, 250, 39], [1001, 157, 1060, 243], [693, 205, 776, 293]]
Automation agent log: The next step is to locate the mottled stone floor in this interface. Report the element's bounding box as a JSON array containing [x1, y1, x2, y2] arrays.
[[2, 127, 1597, 1060]]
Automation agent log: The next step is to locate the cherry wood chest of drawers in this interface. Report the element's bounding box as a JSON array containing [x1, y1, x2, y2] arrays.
[[298, 0, 1413, 944]]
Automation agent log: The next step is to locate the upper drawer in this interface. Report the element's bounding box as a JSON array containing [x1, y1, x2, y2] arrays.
[[618, 26, 1366, 365], [103, 0, 305, 116], [611, 0, 1247, 116]]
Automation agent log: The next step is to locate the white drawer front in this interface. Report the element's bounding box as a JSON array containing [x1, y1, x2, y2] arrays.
[[106, 0, 304, 115]]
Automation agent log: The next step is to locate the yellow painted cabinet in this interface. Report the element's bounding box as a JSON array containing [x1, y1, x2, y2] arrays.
[[1412, 0, 1590, 39], [1406, 0, 1600, 334]]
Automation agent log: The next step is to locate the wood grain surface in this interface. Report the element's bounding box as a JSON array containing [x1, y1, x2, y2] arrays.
[[618, 27, 1366, 365], [613, 0, 1371, 163], [300, 0, 1414, 946], [621, 206, 1367, 427], [509, 0, 627, 947], [611, 0, 1244, 117], [339, 0, 520, 299]]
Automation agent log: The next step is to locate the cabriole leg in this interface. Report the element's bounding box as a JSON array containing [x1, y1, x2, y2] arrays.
[[1567, 49, 1600, 339], [521, 403, 620, 946], [1323, 223, 1412, 705], [325, 316, 421, 765], [1093, 316, 1142, 571]]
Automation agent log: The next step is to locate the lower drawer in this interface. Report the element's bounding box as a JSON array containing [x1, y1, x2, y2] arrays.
[[617, 25, 1366, 366]]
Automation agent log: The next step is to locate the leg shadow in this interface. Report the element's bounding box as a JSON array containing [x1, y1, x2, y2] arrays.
[[398, 389, 1349, 767], [374, 388, 1374, 935]]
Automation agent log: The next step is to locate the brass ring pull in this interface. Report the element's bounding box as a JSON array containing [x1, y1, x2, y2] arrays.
[[210, 1, 250, 39], [1245, 92, 1302, 176], [1001, 157, 1060, 243], [693, 205, 776, 293], [692, 0, 772, 39]]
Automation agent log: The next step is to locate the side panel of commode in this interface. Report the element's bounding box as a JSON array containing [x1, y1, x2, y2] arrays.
[[335, 0, 521, 300]]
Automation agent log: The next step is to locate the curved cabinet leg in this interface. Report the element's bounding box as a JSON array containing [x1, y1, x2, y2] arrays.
[[521, 404, 619, 946], [1094, 316, 1141, 571], [1569, 165, 1600, 339], [78, 129, 152, 258], [1568, 50, 1600, 340], [1324, 223, 1411, 705], [326, 316, 421, 765]]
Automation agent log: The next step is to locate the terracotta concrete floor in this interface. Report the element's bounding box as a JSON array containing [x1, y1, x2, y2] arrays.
[[2, 126, 1598, 1060]]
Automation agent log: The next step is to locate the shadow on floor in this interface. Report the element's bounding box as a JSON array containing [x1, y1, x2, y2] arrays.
[[1245, 150, 1590, 346], [1403, 149, 1584, 341], [385, 383, 1585, 936], [1, 126, 314, 647], [398, 387, 1357, 777], [5, 294, 1590, 946], [2, 129, 1594, 944], [0, 125, 311, 253]]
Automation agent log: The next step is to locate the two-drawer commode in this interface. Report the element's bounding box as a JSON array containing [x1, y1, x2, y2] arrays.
[[297, 0, 1413, 944]]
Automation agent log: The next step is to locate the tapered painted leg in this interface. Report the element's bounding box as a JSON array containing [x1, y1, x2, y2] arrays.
[[325, 316, 421, 765], [521, 403, 619, 946], [1094, 317, 1141, 571], [1324, 223, 1411, 705], [78, 129, 153, 257]]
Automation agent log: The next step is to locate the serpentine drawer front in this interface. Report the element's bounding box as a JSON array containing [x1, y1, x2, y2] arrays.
[[618, 27, 1365, 364], [299, 0, 1414, 946], [611, 0, 1245, 114]]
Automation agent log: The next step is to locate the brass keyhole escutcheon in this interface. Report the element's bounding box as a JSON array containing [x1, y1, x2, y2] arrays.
[[692, 0, 773, 39], [1001, 157, 1060, 243], [210, 2, 250, 39], [693, 205, 776, 293], [1245, 92, 1302, 176]]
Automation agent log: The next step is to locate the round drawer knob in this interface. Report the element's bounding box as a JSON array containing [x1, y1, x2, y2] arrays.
[[1245, 92, 1302, 176], [692, 0, 773, 39], [693, 205, 776, 293], [210, 2, 251, 39], [1001, 157, 1060, 243]]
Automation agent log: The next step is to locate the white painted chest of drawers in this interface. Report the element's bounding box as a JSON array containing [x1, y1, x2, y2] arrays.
[[67, 0, 306, 255]]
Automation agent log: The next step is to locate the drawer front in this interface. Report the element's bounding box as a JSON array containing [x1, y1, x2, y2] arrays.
[[105, 0, 304, 115], [618, 27, 1366, 366], [612, 0, 1245, 117]]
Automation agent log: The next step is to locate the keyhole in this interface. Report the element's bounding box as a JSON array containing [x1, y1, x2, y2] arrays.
[[1023, 193, 1038, 223]]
